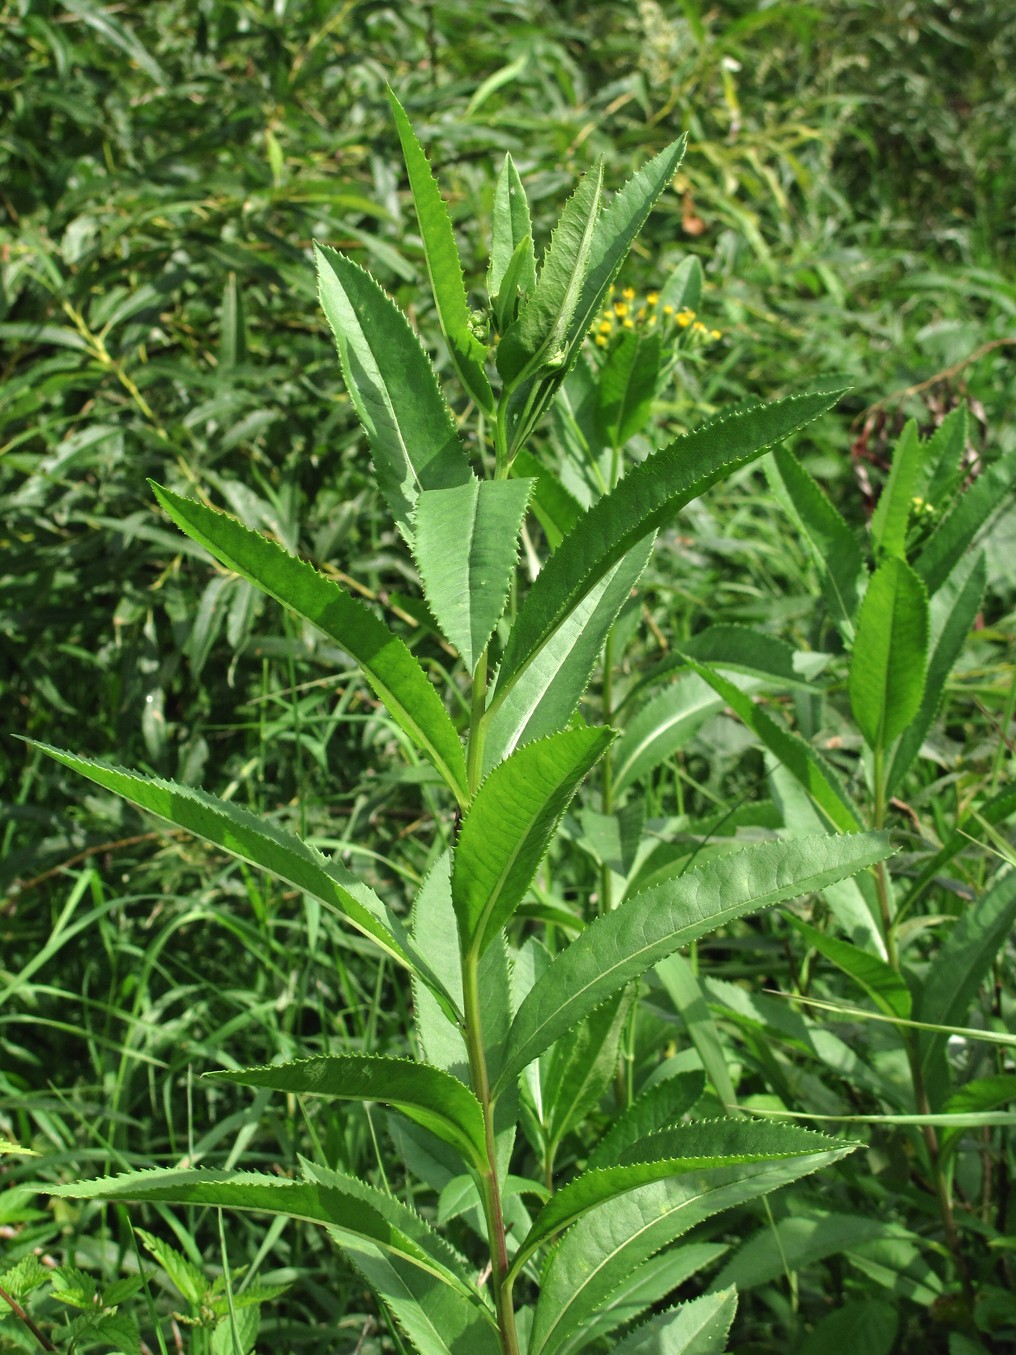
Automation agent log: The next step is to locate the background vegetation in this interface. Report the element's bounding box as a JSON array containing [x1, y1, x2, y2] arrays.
[[2, 1, 1013, 1351]]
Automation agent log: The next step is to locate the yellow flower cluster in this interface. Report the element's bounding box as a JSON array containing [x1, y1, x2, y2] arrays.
[[592, 285, 722, 347]]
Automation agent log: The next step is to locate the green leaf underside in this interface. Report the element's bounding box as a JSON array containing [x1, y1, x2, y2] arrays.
[[514, 1120, 850, 1275], [529, 1136, 856, 1355], [494, 391, 846, 712], [209, 1055, 486, 1169], [871, 420, 922, 560], [50, 1167, 491, 1318], [315, 243, 472, 539], [28, 742, 456, 1018], [150, 482, 469, 808], [413, 477, 533, 673], [496, 162, 604, 386], [484, 535, 654, 771], [453, 727, 614, 957], [682, 658, 861, 832], [495, 832, 889, 1092], [613, 1288, 737, 1355], [387, 89, 493, 414], [786, 915, 911, 1018], [848, 556, 929, 750]]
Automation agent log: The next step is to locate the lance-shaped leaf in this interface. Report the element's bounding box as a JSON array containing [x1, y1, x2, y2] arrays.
[[510, 449, 584, 548], [494, 832, 889, 1093], [785, 915, 911, 1019], [483, 534, 654, 772], [913, 445, 1016, 594], [573, 1247, 728, 1355], [387, 90, 493, 415], [922, 404, 968, 507], [28, 743, 457, 1019], [887, 550, 986, 794], [600, 330, 663, 448], [494, 390, 845, 710], [767, 445, 864, 638], [528, 1131, 856, 1355], [453, 727, 614, 957], [496, 162, 604, 387], [612, 675, 724, 795], [209, 1055, 486, 1171], [413, 477, 532, 674], [613, 1288, 737, 1355], [682, 657, 861, 832], [150, 483, 469, 808], [488, 153, 537, 329], [848, 555, 929, 751], [870, 420, 922, 560], [315, 243, 472, 540], [587, 1073, 705, 1173]]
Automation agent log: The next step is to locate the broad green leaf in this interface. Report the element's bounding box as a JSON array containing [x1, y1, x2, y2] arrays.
[[511, 449, 584, 548], [483, 534, 654, 772], [150, 483, 469, 808], [785, 915, 911, 1018], [768, 445, 864, 637], [913, 446, 1016, 594], [798, 1300, 898, 1355], [488, 153, 537, 328], [315, 243, 472, 540], [887, 550, 986, 794], [495, 391, 845, 712], [655, 954, 738, 1111], [918, 867, 1016, 1106], [684, 658, 862, 832], [587, 1073, 704, 1173], [495, 832, 890, 1092], [528, 1135, 856, 1355], [27, 742, 456, 1017], [600, 329, 663, 447], [453, 727, 613, 957], [613, 675, 724, 795], [613, 1289, 737, 1355], [387, 90, 493, 414], [496, 162, 604, 386], [413, 477, 532, 674], [870, 420, 922, 559], [515, 1120, 850, 1274], [848, 556, 929, 750], [208, 1055, 486, 1171]]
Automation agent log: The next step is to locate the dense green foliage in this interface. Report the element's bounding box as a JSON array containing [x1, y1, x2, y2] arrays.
[[2, 3, 1014, 1353]]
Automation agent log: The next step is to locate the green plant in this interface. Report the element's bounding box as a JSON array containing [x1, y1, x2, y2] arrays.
[[27, 94, 895, 1354]]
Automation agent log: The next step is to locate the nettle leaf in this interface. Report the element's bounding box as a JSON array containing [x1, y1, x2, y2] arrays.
[[209, 1055, 486, 1171], [870, 420, 923, 560], [150, 483, 469, 808], [848, 555, 929, 750], [495, 832, 890, 1092], [413, 477, 533, 674], [913, 445, 1016, 594], [767, 445, 864, 638], [387, 89, 493, 415], [496, 162, 604, 387], [613, 1288, 737, 1355], [494, 391, 845, 715], [528, 1131, 856, 1355], [588, 1074, 705, 1173], [27, 743, 456, 1017], [599, 329, 663, 447], [488, 153, 537, 329], [453, 727, 614, 957], [315, 243, 472, 541], [484, 535, 654, 773]]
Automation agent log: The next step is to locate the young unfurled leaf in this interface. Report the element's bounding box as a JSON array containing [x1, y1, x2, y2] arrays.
[[870, 419, 922, 560], [26, 743, 456, 1017], [149, 482, 469, 808], [209, 1054, 487, 1171], [413, 476, 533, 674], [495, 832, 890, 1093], [387, 89, 494, 414], [488, 153, 537, 329], [453, 727, 614, 958], [848, 555, 929, 750], [316, 243, 472, 541]]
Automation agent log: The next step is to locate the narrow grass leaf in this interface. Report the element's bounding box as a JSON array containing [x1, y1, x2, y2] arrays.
[[870, 420, 922, 559], [387, 90, 493, 414], [413, 477, 532, 673], [655, 953, 738, 1111], [785, 915, 911, 1018], [315, 243, 472, 540], [612, 1288, 737, 1355], [496, 832, 889, 1091], [848, 556, 929, 750], [496, 391, 845, 706], [150, 483, 469, 807], [454, 727, 614, 957], [27, 743, 455, 1015], [209, 1055, 486, 1170]]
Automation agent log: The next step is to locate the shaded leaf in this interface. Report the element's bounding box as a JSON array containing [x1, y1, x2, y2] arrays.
[[613, 1288, 737, 1355]]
